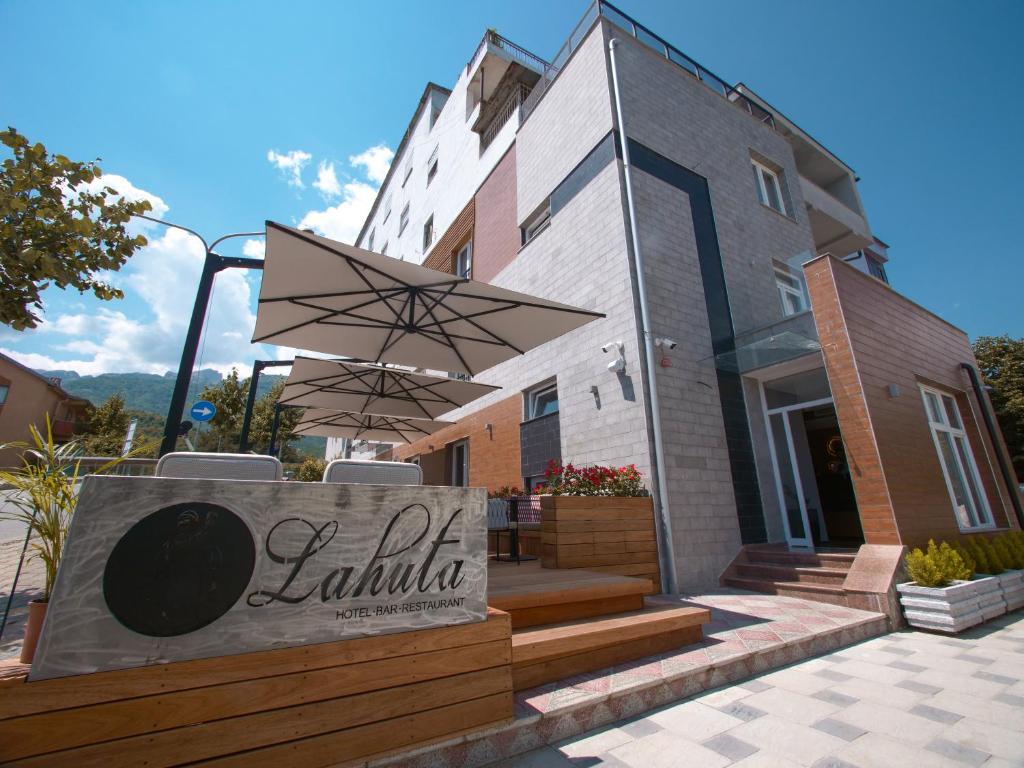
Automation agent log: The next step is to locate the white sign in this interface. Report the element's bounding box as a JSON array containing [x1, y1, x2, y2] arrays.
[[31, 476, 488, 680]]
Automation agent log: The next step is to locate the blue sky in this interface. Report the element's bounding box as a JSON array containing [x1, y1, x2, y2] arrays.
[[1, 0, 1021, 377]]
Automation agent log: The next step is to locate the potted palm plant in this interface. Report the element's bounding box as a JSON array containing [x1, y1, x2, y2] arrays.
[[0, 417, 123, 663]]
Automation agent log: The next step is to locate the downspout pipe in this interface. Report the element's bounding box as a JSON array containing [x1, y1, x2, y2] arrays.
[[961, 362, 1024, 528], [609, 37, 680, 595]]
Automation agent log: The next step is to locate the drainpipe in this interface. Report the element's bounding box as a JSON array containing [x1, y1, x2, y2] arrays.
[[609, 37, 680, 595], [961, 363, 1024, 528]]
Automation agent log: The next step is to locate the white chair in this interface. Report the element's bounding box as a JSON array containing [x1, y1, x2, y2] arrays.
[[322, 459, 422, 485], [155, 452, 283, 481]]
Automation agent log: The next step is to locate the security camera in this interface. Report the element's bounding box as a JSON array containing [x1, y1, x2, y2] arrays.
[[655, 337, 678, 351], [602, 341, 626, 373], [601, 341, 623, 354]]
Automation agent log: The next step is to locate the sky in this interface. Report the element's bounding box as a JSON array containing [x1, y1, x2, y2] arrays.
[[1, 0, 1021, 380]]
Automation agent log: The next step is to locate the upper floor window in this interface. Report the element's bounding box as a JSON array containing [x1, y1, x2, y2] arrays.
[[402, 151, 414, 187], [525, 381, 558, 420], [752, 159, 787, 216], [382, 195, 392, 223], [920, 385, 993, 530], [866, 253, 888, 283], [773, 262, 808, 316], [367, 228, 375, 251], [429, 102, 442, 129], [423, 215, 434, 251], [521, 200, 551, 245], [427, 146, 438, 186], [399, 204, 410, 235], [456, 241, 472, 279], [0, 384, 8, 405], [380, 240, 389, 256]]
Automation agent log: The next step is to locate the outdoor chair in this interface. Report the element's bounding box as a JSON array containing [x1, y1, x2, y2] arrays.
[[155, 452, 284, 481], [322, 459, 422, 485], [493, 496, 540, 564]]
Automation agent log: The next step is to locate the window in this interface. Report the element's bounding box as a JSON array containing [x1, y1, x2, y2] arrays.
[[380, 240, 389, 256], [367, 228, 375, 251], [427, 146, 438, 185], [450, 440, 469, 487], [429, 102, 442, 129], [0, 384, 8, 405], [423, 215, 434, 250], [382, 195, 392, 223], [774, 262, 808, 316], [456, 241, 472, 279], [525, 382, 558, 420], [521, 200, 551, 245], [399, 204, 410, 235], [866, 254, 888, 283], [920, 385, 993, 530], [752, 159, 787, 216], [402, 150, 414, 187]]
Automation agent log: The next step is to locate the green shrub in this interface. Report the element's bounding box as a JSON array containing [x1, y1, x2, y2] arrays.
[[979, 538, 1006, 574], [294, 457, 327, 482], [953, 542, 976, 574], [904, 539, 973, 588], [966, 540, 993, 575], [999, 532, 1024, 569]]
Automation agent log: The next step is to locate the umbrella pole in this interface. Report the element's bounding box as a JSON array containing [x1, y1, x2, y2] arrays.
[[240, 360, 292, 452]]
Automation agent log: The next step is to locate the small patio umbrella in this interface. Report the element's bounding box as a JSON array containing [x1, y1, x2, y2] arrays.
[[279, 356, 500, 419], [252, 222, 605, 376], [291, 409, 453, 444]]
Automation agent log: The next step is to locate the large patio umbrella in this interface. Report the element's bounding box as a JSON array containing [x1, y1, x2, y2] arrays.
[[252, 222, 605, 376], [292, 409, 453, 444], [279, 356, 500, 419]]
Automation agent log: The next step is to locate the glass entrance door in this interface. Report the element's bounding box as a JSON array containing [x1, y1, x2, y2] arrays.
[[767, 410, 815, 548]]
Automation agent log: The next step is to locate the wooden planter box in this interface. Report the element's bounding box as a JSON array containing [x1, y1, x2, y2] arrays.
[[539, 496, 660, 592]]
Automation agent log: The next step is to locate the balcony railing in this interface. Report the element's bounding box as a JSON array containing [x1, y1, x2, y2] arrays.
[[466, 29, 549, 78], [480, 82, 532, 151], [521, 0, 777, 132]]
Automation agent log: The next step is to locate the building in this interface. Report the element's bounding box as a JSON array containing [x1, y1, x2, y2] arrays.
[[340, 1, 1023, 593], [0, 352, 91, 467]]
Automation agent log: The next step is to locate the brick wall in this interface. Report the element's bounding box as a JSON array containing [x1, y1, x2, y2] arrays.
[[806, 255, 1022, 547], [391, 394, 523, 492], [423, 198, 474, 274], [474, 145, 520, 283]]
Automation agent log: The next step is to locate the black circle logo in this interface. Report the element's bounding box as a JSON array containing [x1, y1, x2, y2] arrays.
[[103, 502, 256, 637]]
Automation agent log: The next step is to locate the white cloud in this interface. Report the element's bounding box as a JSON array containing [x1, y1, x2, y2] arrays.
[[73, 173, 169, 233], [242, 239, 265, 259], [267, 149, 312, 188], [350, 145, 393, 185], [298, 180, 378, 244], [313, 161, 342, 198]]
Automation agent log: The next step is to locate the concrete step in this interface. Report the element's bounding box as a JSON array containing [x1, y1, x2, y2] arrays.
[[511, 602, 710, 689], [734, 563, 849, 586], [744, 549, 856, 570], [722, 576, 851, 607]]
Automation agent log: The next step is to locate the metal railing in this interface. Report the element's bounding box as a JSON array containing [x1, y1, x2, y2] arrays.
[[480, 82, 532, 151], [466, 29, 549, 77], [521, 0, 776, 131]]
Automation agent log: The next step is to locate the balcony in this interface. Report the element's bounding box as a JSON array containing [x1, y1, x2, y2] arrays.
[[466, 30, 547, 133], [800, 175, 872, 256]]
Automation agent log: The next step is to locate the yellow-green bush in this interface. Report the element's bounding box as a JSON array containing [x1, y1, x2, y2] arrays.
[[904, 539, 973, 588]]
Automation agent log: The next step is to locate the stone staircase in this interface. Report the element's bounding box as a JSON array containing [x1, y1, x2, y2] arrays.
[[721, 545, 859, 607]]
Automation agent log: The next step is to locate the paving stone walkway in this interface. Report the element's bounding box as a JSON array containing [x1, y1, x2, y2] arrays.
[[499, 610, 1024, 768]]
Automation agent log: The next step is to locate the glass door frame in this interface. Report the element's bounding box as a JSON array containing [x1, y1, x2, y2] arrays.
[[760, 390, 835, 550]]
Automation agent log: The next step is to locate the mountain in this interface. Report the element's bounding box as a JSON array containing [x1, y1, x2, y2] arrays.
[[35, 368, 327, 459]]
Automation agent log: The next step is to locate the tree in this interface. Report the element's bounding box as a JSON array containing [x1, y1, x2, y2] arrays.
[[82, 394, 131, 456], [973, 335, 1024, 481], [1, 127, 152, 330], [195, 368, 247, 451], [249, 380, 304, 461]]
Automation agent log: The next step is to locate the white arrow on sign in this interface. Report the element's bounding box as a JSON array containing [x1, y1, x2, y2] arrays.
[[193, 406, 214, 417]]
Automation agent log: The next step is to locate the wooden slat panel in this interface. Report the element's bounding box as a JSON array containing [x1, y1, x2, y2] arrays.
[[542, 507, 653, 522], [540, 497, 652, 510], [542, 519, 654, 533], [10, 668, 512, 768], [508, 594, 643, 629], [0, 639, 509, 761], [586, 563, 661, 578], [0, 610, 510, 721], [195, 692, 513, 768], [555, 552, 657, 569]]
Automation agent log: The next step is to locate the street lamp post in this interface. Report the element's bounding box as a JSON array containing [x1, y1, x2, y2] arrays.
[[135, 215, 266, 456], [239, 359, 292, 452]]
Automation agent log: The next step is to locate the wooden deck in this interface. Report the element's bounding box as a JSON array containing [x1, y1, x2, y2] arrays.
[[487, 559, 710, 689]]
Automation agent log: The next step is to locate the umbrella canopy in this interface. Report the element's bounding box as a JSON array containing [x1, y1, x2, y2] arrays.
[[292, 409, 453, 444], [279, 356, 500, 419], [253, 222, 605, 376]]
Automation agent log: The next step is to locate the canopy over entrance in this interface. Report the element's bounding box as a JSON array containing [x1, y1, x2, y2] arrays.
[[279, 356, 499, 419], [253, 222, 604, 376]]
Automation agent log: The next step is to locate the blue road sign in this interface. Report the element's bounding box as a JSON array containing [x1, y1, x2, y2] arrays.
[[190, 400, 217, 422]]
